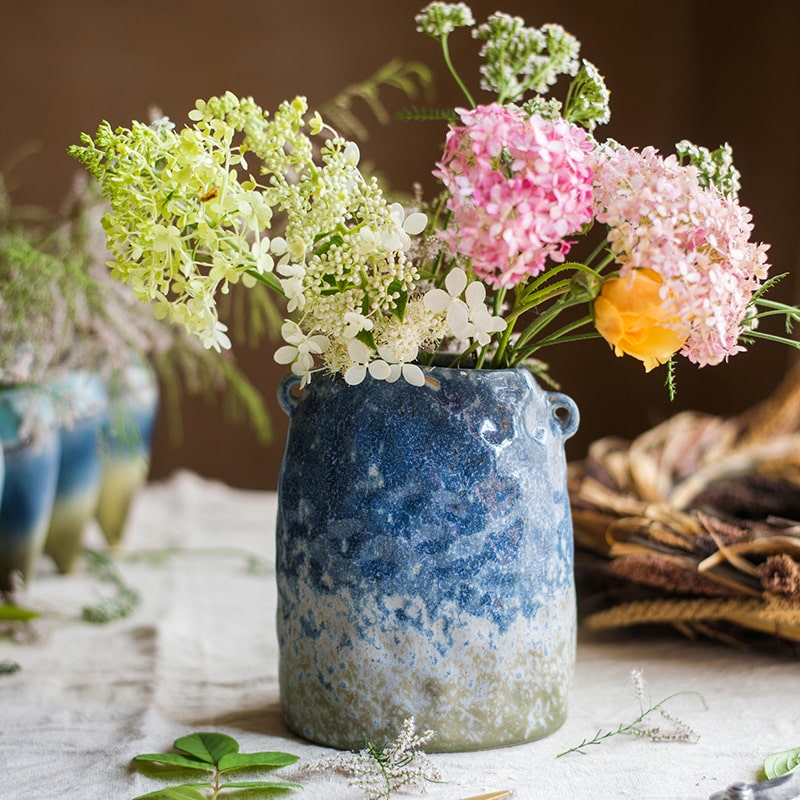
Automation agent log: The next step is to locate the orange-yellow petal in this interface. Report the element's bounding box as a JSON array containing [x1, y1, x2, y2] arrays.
[[594, 269, 688, 372]]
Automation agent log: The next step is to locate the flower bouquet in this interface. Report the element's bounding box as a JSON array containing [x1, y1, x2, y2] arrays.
[[68, 4, 798, 392], [68, 1, 800, 751]]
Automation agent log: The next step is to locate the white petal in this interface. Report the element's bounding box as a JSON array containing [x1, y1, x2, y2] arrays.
[[385, 364, 402, 383], [402, 363, 426, 386], [307, 335, 330, 354], [270, 236, 288, 256], [273, 345, 298, 365], [465, 280, 487, 307], [381, 231, 403, 252], [344, 141, 360, 166], [368, 359, 392, 380], [446, 300, 470, 335], [444, 267, 467, 298], [280, 320, 301, 339], [423, 288, 452, 313], [388, 203, 405, 226], [347, 339, 370, 363], [344, 364, 366, 385], [403, 212, 427, 235]]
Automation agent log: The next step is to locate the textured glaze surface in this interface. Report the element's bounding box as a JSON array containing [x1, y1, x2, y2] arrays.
[[45, 371, 109, 573], [276, 366, 579, 751], [0, 387, 60, 589]]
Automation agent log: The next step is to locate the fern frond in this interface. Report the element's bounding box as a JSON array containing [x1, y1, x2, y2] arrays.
[[321, 59, 434, 140], [395, 106, 459, 122]]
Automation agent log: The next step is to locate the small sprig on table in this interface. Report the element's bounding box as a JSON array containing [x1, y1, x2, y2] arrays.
[[305, 717, 442, 800], [557, 669, 706, 758], [81, 549, 141, 623]]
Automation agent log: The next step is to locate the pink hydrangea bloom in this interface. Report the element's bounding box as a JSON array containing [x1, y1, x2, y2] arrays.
[[433, 104, 596, 289], [592, 144, 771, 367]]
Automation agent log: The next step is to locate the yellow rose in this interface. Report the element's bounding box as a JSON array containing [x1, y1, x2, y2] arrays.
[[593, 268, 688, 372]]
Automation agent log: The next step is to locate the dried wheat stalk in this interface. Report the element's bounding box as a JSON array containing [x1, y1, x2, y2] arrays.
[[570, 362, 800, 649]]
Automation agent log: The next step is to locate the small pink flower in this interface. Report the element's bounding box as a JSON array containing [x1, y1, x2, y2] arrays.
[[592, 144, 770, 366], [434, 104, 596, 289]]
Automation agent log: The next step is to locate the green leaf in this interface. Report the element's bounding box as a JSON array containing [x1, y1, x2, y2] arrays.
[[131, 785, 209, 800], [314, 234, 344, 256], [0, 605, 40, 622], [218, 752, 300, 773], [174, 732, 239, 765], [217, 780, 302, 791], [355, 328, 377, 351], [243, 268, 283, 295], [387, 279, 408, 321], [133, 754, 215, 772], [764, 747, 800, 779]]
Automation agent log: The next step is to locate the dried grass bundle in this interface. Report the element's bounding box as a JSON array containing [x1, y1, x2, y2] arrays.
[[569, 362, 800, 651]]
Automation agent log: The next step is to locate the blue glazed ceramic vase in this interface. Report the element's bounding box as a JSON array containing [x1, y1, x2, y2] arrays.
[[0, 386, 61, 590], [276, 365, 579, 752], [95, 358, 159, 548], [45, 371, 109, 574]]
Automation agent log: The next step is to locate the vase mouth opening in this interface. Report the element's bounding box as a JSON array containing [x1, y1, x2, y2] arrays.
[[421, 353, 535, 375]]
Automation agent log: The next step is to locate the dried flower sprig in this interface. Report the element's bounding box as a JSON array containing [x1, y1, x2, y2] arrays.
[[557, 669, 706, 757], [305, 717, 442, 800]]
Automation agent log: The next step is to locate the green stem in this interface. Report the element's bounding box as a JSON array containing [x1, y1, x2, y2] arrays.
[[491, 273, 589, 368], [513, 331, 601, 366], [244, 268, 284, 295], [583, 237, 613, 270], [441, 34, 475, 107], [514, 279, 572, 310], [556, 690, 705, 758], [490, 312, 519, 368], [512, 296, 581, 351], [755, 298, 800, 314], [515, 315, 598, 360], [744, 330, 800, 349], [212, 769, 221, 800]]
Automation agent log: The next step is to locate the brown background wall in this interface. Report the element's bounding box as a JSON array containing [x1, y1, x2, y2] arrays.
[[2, 0, 799, 489]]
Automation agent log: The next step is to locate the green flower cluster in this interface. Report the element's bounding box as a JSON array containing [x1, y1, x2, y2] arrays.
[[69, 93, 425, 370], [675, 139, 742, 199]]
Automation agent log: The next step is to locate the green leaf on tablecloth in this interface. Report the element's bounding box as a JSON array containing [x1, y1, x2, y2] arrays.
[[218, 752, 300, 773], [133, 753, 216, 771], [132, 733, 301, 798], [0, 604, 40, 622], [214, 780, 303, 791], [174, 732, 239, 764], [763, 747, 800, 778], [131, 784, 209, 799]]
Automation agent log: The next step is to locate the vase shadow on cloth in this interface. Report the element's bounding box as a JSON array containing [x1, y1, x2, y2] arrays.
[[200, 703, 303, 739]]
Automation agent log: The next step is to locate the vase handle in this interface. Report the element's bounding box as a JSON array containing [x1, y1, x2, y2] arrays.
[[546, 392, 580, 441], [277, 374, 304, 416]]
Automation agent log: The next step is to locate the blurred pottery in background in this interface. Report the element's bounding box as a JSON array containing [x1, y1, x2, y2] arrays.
[[44, 370, 109, 574], [95, 358, 158, 548], [0, 386, 61, 590]]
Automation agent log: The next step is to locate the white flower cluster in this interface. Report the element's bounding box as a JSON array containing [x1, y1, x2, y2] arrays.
[[72, 91, 508, 387], [415, 1, 475, 37]]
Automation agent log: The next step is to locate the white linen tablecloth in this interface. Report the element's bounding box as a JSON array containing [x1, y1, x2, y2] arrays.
[[1, 472, 798, 800]]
